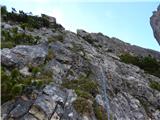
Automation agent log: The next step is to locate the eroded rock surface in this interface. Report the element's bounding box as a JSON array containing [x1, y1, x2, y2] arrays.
[[150, 4, 160, 46], [1, 43, 48, 68], [1, 8, 160, 120]]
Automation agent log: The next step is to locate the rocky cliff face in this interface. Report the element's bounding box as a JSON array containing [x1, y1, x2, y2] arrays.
[[150, 4, 160, 46], [1, 7, 160, 120]]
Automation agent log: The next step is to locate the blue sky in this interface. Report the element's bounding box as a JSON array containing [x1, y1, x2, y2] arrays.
[[1, 0, 160, 51]]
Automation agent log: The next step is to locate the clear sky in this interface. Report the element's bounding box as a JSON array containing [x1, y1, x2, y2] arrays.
[[1, 0, 160, 51]]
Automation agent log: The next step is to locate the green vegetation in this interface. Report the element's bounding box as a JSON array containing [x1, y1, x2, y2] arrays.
[[48, 34, 64, 43], [62, 76, 112, 118], [75, 89, 93, 100], [0, 41, 15, 49], [28, 65, 41, 77], [62, 76, 100, 115], [1, 29, 40, 48], [1, 65, 52, 104], [62, 77, 99, 98], [93, 103, 108, 120], [73, 97, 93, 114], [149, 81, 160, 91], [119, 53, 160, 78], [120, 53, 139, 65], [2, 6, 50, 29], [20, 23, 34, 31], [45, 49, 55, 62], [1, 6, 8, 15]]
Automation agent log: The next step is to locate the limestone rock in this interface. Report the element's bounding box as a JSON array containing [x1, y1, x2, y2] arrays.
[[150, 4, 160, 45], [1, 43, 48, 68], [111, 92, 148, 120], [1, 6, 160, 120], [19, 67, 31, 76]]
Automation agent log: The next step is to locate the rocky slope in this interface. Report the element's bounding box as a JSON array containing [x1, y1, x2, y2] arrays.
[[150, 4, 160, 46], [1, 6, 160, 120]]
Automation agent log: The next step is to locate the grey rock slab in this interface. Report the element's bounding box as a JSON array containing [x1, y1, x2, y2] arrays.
[[111, 92, 148, 120], [9, 100, 32, 119], [1, 44, 48, 68]]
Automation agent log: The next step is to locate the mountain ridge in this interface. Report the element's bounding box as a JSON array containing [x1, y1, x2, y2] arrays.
[[1, 5, 160, 120]]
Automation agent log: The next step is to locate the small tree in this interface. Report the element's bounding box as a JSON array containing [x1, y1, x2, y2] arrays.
[[1, 6, 8, 15]]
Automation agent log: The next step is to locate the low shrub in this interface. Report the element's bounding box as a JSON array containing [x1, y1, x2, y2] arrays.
[[12, 33, 36, 45], [1, 29, 41, 48], [1, 65, 52, 104], [120, 53, 160, 78], [73, 97, 93, 114], [2, 5, 50, 29], [62, 78, 99, 97], [28, 65, 41, 77], [149, 81, 160, 91], [12, 27, 18, 34], [62, 76, 99, 115], [75, 89, 93, 100], [20, 23, 35, 31], [1, 41, 15, 48], [93, 104, 108, 120], [48, 34, 64, 43], [1, 6, 7, 16], [45, 49, 55, 62]]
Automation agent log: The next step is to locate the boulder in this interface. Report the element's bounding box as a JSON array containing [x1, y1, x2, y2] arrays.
[[1, 44, 48, 68]]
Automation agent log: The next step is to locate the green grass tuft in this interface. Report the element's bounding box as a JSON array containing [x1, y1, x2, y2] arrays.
[[149, 81, 160, 91], [1, 65, 52, 104], [62, 78, 99, 98], [73, 97, 93, 115]]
